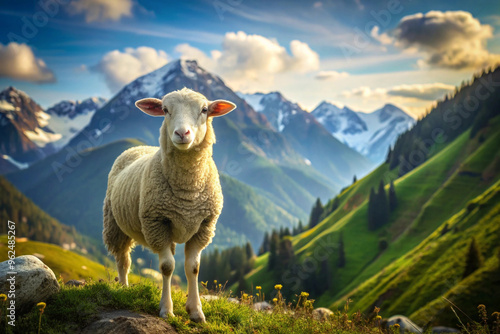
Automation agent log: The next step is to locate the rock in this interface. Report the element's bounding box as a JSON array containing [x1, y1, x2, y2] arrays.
[[201, 295, 220, 302], [253, 301, 272, 311], [312, 307, 334, 321], [431, 326, 460, 333], [80, 310, 176, 334], [0, 255, 60, 314], [387, 315, 422, 333], [227, 297, 240, 304], [65, 279, 86, 287]]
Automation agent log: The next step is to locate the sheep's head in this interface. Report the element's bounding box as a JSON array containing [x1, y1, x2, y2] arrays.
[[135, 88, 236, 151]]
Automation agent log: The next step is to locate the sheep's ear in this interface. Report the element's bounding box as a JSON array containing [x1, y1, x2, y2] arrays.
[[135, 98, 164, 117], [208, 100, 236, 117]]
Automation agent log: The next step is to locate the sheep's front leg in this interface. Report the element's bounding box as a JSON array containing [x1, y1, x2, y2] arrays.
[[159, 243, 176, 318], [184, 239, 205, 323]]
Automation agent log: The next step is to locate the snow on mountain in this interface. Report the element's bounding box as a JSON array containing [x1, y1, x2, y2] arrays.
[[312, 102, 415, 163], [236, 91, 304, 132], [45, 97, 106, 148]]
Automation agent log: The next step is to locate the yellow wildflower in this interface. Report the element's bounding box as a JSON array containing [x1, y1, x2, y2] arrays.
[[376, 315, 382, 320], [273, 298, 278, 303], [274, 284, 282, 290], [256, 286, 262, 290], [300, 292, 309, 298], [214, 280, 217, 284], [37, 302, 46, 313], [394, 324, 400, 328]]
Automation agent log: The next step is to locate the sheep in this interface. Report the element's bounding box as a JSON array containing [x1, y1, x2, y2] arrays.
[[102, 88, 236, 322]]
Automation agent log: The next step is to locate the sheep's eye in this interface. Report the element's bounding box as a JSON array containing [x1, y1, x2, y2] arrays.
[[201, 107, 208, 114], [163, 107, 169, 114]]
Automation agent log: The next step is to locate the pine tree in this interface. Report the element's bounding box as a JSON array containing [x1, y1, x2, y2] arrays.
[[386, 146, 392, 163], [389, 180, 397, 212], [245, 242, 254, 259], [352, 175, 357, 184], [268, 230, 280, 270], [377, 180, 389, 227], [368, 187, 376, 230], [308, 198, 323, 229], [260, 232, 270, 255], [277, 238, 294, 276], [298, 220, 304, 233], [338, 232, 346, 268], [463, 238, 482, 278]]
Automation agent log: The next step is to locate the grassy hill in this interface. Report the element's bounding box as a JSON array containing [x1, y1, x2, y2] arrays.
[[0, 176, 107, 263], [241, 69, 500, 325], [334, 179, 500, 326], [0, 236, 141, 283]]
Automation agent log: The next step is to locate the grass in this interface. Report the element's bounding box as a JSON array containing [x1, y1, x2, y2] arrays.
[[2, 279, 497, 334], [0, 279, 408, 334], [0, 236, 142, 283], [244, 116, 500, 319]]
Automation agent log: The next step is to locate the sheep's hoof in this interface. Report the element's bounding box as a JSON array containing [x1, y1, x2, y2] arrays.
[[159, 309, 175, 319], [186, 304, 206, 323], [189, 312, 206, 323]]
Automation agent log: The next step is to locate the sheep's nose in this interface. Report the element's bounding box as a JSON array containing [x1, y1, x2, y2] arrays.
[[175, 129, 190, 139]]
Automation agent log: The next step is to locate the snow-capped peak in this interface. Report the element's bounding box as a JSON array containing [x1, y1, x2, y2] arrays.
[[311, 101, 415, 163]]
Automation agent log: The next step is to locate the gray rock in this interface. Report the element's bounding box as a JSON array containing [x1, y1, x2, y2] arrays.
[[0, 255, 60, 314], [253, 301, 272, 311], [65, 279, 86, 287], [312, 307, 334, 321], [227, 297, 240, 304], [200, 295, 220, 302], [79, 310, 176, 334], [387, 315, 422, 333]]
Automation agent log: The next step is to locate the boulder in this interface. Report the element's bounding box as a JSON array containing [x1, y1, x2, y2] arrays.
[[0, 255, 60, 314], [65, 279, 86, 287], [201, 295, 220, 302], [253, 301, 272, 311], [387, 315, 422, 333], [312, 307, 334, 321], [80, 310, 176, 334]]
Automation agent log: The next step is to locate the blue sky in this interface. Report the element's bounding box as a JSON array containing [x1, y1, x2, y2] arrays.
[[1, 0, 499, 116]]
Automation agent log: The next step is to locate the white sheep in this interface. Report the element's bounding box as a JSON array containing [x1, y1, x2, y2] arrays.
[[102, 88, 236, 322]]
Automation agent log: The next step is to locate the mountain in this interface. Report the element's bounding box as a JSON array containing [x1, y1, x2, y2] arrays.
[[0, 87, 59, 171], [242, 67, 500, 326], [0, 87, 106, 174], [65, 59, 352, 217], [6, 138, 299, 251], [0, 176, 106, 263], [312, 102, 415, 163], [45, 97, 106, 149], [237, 92, 374, 186]]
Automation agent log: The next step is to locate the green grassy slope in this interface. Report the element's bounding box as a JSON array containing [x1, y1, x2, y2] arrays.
[[0, 236, 141, 283], [0, 176, 106, 263], [244, 115, 500, 311], [334, 179, 500, 327]]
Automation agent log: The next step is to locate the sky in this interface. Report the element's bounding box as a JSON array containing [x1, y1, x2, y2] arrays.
[[1, 0, 499, 117]]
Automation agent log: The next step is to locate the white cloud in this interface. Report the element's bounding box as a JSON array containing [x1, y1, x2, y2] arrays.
[[342, 82, 455, 101], [387, 83, 455, 100], [315, 70, 349, 80], [68, 0, 133, 23], [394, 10, 500, 69], [0, 42, 55, 83], [175, 31, 319, 89], [93, 46, 169, 93], [370, 26, 393, 45]]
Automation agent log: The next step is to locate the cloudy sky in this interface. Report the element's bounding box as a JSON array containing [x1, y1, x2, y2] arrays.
[[1, 0, 499, 117]]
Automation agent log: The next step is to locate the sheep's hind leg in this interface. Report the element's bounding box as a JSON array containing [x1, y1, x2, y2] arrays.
[[103, 198, 132, 286], [159, 243, 176, 319], [184, 239, 206, 323]]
